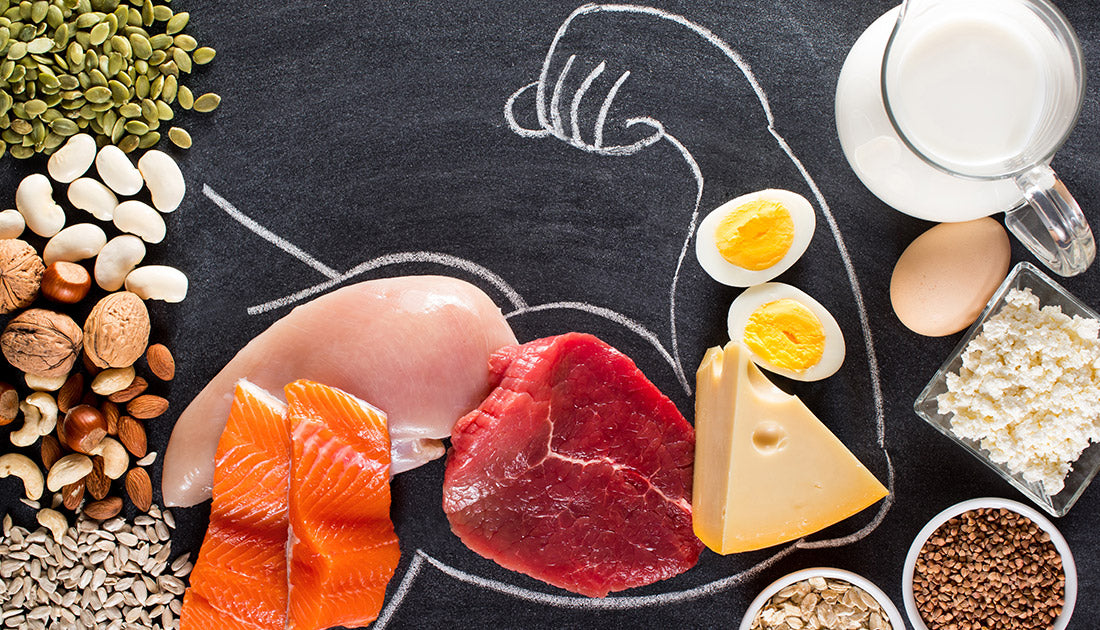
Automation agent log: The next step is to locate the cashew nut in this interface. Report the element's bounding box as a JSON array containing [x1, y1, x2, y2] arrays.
[[25, 392, 58, 437], [89, 437, 128, 480], [0, 453, 44, 500], [36, 508, 68, 543], [137, 150, 185, 213], [94, 235, 146, 291], [67, 177, 118, 221], [113, 200, 166, 244], [11, 402, 42, 448], [25, 372, 68, 392], [46, 453, 92, 492], [0, 209, 25, 239], [125, 265, 188, 303], [47, 133, 96, 184], [43, 223, 107, 266], [95, 145, 143, 196], [15, 173, 65, 237]]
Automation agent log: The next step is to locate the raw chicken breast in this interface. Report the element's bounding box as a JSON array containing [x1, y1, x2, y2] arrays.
[[163, 275, 517, 508]]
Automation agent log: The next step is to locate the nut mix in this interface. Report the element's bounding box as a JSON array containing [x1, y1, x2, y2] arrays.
[[750, 576, 892, 630], [913, 507, 1065, 630]]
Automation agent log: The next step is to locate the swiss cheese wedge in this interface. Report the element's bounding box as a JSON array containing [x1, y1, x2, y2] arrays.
[[693, 342, 888, 553]]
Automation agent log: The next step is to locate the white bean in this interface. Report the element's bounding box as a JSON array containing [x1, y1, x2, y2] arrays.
[[95, 145, 143, 196], [125, 265, 188, 303], [43, 223, 107, 265], [46, 133, 96, 183], [137, 150, 185, 213], [0, 209, 25, 239], [113, 200, 165, 243], [94, 235, 146, 291], [67, 177, 118, 221], [15, 173, 65, 237]]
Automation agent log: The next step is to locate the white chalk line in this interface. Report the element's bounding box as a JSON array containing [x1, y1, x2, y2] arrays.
[[201, 185, 340, 280], [396, 0, 894, 617], [210, 2, 894, 622], [374, 554, 426, 629]]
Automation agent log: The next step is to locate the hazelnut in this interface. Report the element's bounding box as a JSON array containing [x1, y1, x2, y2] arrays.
[[83, 291, 150, 369], [60, 405, 107, 455], [40, 261, 91, 304], [0, 309, 83, 377], [0, 238, 44, 313]]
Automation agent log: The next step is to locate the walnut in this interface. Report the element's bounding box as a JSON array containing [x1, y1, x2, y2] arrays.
[[83, 291, 150, 369], [1, 309, 83, 377], [0, 239, 44, 314]]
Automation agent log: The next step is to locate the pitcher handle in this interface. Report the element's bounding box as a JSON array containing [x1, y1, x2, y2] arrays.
[[1005, 164, 1095, 277]]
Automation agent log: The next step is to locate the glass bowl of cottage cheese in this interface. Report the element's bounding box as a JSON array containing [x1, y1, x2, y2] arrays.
[[915, 262, 1100, 517]]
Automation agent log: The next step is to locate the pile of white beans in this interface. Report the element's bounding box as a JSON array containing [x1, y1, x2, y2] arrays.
[[8, 134, 188, 303]]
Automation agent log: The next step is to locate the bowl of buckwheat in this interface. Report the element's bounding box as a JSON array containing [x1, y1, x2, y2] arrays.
[[740, 567, 905, 630], [903, 497, 1077, 630]]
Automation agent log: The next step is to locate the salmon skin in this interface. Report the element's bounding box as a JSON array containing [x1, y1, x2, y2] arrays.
[[286, 380, 401, 630], [181, 381, 290, 630]]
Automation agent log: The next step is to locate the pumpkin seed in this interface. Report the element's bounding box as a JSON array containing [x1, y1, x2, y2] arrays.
[[128, 32, 150, 58], [122, 118, 145, 134], [191, 91, 218, 113], [7, 39, 26, 58], [166, 125, 188, 148], [84, 84, 110, 102], [152, 4, 171, 22], [164, 10, 186, 34], [176, 83, 191, 109], [136, 129, 156, 148], [148, 32, 169, 49], [88, 22, 108, 46], [192, 45, 214, 65], [22, 96, 44, 115], [117, 131, 136, 152]]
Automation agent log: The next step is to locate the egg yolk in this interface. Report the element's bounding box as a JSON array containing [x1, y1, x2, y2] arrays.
[[741, 299, 826, 371], [715, 200, 795, 271]]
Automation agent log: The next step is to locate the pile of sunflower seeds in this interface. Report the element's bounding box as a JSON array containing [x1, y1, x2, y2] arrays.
[[749, 576, 892, 630], [0, 500, 191, 630], [0, 0, 219, 158]]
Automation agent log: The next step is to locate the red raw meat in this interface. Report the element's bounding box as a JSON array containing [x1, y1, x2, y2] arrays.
[[443, 332, 702, 597]]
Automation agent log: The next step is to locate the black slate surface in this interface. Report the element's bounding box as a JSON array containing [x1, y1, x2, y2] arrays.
[[1, 0, 1099, 628]]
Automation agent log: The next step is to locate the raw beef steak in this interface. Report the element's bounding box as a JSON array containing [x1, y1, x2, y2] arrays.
[[443, 333, 702, 597]]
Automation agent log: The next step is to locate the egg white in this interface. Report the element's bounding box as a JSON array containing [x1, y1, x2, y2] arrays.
[[727, 282, 845, 381], [695, 189, 816, 287]]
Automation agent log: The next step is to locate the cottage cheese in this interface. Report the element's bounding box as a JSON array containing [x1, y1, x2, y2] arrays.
[[937, 288, 1100, 495]]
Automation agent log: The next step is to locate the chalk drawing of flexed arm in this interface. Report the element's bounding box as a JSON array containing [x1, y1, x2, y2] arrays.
[[505, 4, 789, 395]]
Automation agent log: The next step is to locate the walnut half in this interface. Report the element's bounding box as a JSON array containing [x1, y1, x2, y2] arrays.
[[0, 239, 44, 314]]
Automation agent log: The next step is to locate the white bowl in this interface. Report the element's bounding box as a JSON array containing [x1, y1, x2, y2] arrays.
[[739, 567, 906, 630], [902, 497, 1077, 630]]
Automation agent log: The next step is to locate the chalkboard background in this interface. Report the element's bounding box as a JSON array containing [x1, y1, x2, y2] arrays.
[[0, 0, 1098, 628]]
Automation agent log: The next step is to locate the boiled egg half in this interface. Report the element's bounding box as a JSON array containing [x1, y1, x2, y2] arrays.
[[695, 189, 815, 287], [727, 283, 845, 381]]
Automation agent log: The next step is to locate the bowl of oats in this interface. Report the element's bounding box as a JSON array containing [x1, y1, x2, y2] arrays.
[[914, 262, 1100, 517], [740, 567, 905, 630]]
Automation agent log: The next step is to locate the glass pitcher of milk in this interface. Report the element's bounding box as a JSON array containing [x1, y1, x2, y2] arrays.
[[839, 0, 1093, 276]]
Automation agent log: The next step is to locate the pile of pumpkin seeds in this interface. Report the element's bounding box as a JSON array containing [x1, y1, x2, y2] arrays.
[[0, 0, 220, 159]]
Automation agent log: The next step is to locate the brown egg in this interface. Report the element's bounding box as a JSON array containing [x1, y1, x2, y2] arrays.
[[890, 218, 1011, 336]]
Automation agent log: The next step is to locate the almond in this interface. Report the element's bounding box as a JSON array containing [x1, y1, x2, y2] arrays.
[[126, 394, 167, 419], [83, 496, 122, 520], [57, 372, 83, 414], [108, 376, 147, 403], [62, 480, 85, 511], [100, 400, 119, 436], [125, 467, 152, 512], [86, 456, 111, 501], [117, 416, 147, 458], [146, 343, 175, 381], [40, 434, 62, 470], [0, 382, 18, 425]]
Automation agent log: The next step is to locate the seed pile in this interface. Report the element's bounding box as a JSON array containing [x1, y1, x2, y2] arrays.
[[749, 576, 892, 630], [0, 503, 191, 629], [0, 0, 219, 158], [913, 507, 1065, 630]]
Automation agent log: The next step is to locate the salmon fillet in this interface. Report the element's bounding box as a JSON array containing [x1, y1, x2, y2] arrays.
[[181, 381, 290, 630], [285, 380, 401, 630]]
